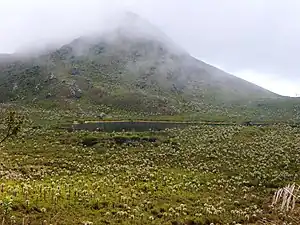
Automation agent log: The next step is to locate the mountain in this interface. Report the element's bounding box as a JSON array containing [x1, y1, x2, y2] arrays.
[[1, 12, 298, 120]]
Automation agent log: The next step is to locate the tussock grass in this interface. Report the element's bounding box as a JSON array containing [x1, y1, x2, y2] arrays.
[[0, 124, 299, 224]]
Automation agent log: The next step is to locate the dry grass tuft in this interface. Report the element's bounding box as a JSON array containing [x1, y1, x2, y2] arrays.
[[271, 183, 300, 212]]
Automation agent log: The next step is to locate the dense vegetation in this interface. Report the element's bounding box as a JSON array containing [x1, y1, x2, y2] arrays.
[[0, 118, 299, 224]]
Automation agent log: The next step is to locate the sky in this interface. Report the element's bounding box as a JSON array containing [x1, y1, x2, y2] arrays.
[[0, 0, 299, 96]]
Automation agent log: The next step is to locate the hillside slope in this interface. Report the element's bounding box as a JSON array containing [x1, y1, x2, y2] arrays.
[[1, 12, 297, 120]]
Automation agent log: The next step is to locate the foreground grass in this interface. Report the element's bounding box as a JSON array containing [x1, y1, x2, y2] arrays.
[[0, 125, 299, 224]]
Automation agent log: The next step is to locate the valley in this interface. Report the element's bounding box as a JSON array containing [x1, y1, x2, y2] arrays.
[[0, 121, 300, 224]]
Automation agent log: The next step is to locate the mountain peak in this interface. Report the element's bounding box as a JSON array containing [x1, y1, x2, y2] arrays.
[[113, 11, 165, 39], [0, 11, 280, 116], [122, 11, 141, 21]]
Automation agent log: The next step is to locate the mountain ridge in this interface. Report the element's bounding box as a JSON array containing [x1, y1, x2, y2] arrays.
[[1, 12, 297, 121]]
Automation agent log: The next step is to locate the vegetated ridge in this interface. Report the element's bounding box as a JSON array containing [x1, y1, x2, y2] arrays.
[[0, 12, 299, 121]]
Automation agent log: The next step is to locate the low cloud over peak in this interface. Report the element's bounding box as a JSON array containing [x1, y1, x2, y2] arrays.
[[0, 0, 299, 96]]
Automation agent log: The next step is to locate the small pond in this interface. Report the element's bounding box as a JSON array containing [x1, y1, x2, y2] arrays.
[[68, 121, 198, 132], [65, 121, 268, 133]]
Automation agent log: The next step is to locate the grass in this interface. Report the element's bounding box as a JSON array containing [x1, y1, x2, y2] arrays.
[[0, 124, 299, 224]]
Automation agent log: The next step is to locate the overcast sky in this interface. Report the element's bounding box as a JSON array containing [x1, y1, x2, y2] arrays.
[[0, 0, 299, 96]]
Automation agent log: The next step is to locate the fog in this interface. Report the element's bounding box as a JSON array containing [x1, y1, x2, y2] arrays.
[[0, 0, 299, 96]]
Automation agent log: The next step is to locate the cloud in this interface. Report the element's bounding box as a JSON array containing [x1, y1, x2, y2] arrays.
[[0, 0, 299, 96], [233, 70, 300, 97]]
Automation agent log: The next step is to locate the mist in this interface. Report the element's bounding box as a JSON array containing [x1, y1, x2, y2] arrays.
[[0, 0, 299, 96]]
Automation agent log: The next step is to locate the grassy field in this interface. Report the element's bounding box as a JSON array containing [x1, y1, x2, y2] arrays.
[[0, 124, 299, 224]]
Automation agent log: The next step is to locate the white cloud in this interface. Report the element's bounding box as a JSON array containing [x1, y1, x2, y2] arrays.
[[0, 0, 299, 96], [234, 70, 299, 97]]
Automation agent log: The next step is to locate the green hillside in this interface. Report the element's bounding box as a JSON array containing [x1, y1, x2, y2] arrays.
[[0, 13, 299, 121]]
